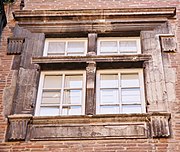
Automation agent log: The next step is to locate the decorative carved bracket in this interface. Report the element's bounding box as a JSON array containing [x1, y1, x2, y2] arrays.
[[7, 114, 32, 141], [7, 37, 25, 55], [160, 35, 176, 52], [150, 114, 170, 138]]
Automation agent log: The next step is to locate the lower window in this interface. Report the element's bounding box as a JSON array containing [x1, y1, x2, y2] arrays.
[[96, 69, 145, 114], [35, 71, 86, 116], [35, 69, 145, 116]]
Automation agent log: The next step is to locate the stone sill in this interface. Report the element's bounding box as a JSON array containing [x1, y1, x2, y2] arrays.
[[7, 113, 171, 141]]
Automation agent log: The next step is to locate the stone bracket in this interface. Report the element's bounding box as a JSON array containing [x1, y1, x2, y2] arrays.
[[159, 34, 176, 52], [7, 114, 32, 141], [150, 113, 170, 138], [7, 37, 25, 55]]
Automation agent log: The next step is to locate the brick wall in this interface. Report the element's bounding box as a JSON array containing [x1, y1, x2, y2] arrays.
[[0, 0, 180, 152]]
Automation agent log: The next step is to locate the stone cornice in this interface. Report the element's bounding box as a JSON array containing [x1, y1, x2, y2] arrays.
[[12, 7, 176, 33], [13, 7, 176, 19]]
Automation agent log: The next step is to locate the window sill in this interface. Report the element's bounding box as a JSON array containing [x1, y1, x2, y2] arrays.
[[7, 113, 170, 141]]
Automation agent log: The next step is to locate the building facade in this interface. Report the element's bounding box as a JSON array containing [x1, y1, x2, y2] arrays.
[[0, 0, 180, 151]]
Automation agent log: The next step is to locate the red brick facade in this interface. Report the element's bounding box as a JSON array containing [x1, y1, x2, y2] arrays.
[[0, 0, 180, 151]]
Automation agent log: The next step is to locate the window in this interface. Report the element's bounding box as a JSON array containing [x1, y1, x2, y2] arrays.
[[97, 37, 141, 55], [35, 37, 145, 116], [96, 69, 145, 114], [43, 38, 87, 56], [35, 71, 86, 116]]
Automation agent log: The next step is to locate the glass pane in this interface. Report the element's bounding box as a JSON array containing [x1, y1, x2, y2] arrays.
[[48, 42, 65, 54], [63, 90, 82, 104], [42, 91, 61, 104], [121, 88, 141, 104], [119, 41, 137, 53], [43, 75, 62, 88], [121, 74, 139, 87], [100, 41, 118, 53], [100, 74, 118, 88], [40, 107, 59, 116], [100, 89, 118, 104], [62, 106, 82, 115], [99, 106, 119, 114], [122, 105, 142, 114], [67, 42, 85, 54], [65, 75, 83, 88]]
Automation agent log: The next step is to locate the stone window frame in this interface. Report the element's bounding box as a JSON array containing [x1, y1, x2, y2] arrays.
[[6, 8, 176, 141]]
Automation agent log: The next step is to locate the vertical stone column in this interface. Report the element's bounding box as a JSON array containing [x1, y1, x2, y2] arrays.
[[85, 61, 96, 115]]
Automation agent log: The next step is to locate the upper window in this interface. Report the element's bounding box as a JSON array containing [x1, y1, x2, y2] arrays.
[[35, 71, 86, 116], [43, 38, 87, 56], [97, 37, 141, 55], [96, 69, 145, 114]]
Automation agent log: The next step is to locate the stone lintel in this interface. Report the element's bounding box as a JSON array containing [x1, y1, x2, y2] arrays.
[[32, 54, 152, 64]]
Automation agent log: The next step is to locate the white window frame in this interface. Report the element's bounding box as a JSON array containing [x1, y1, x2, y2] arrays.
[[96, 69, 146, 114], [97, 37, 141, 55], [35, 70, 86, 116], [43, 38, 88, 56]]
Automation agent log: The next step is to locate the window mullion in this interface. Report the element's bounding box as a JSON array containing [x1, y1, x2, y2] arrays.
[[60, 74, 65, 115], [118, 72, 122, 114]]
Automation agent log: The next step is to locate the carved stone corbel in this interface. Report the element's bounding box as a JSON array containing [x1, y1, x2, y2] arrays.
[[7, 114, 32, 141], [160, 35, 176, 52], [150, 113, 170, 138], [7, 37, 25, 55]]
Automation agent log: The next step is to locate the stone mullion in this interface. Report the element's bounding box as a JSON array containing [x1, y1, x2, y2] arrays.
[[85, 33, 97, 115]]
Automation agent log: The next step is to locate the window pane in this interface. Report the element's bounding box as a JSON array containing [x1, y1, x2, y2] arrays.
[[121, 88, 141, 104], [48, 42, 65, 54], [121, 74, 139, 87], [122, 105, 142, 114], [63, 90, 82, 104], [100, 74, 118, 88], [67, 42, 85, 54], [119, 41, 137, 53], [99, 106, 119, 114], [42, 91, 61, 104], [100, 89, 118, 104], [62, 106, 82, 115], [100, 41, 118, 53], [65, 75, 83, 88], [40, 107, 59, 116], [43, 76, 62, 88]]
